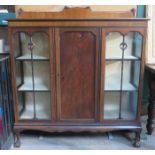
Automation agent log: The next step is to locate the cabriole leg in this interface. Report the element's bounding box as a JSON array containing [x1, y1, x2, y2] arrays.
[[14, 130, 21, 148], [133, 130, 141, 148]]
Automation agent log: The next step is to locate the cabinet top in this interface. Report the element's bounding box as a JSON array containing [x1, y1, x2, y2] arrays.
[[8, 18, 149, 22], [8, 18, 148, 28], [7, 7, 149, 28], [8, 7, 149, 21]]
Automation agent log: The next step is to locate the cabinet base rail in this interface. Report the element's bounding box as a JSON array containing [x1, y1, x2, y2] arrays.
[[13, 124, 142, 148]]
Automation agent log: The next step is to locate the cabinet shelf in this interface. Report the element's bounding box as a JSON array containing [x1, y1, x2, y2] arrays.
[[17, 83, 50, 92], [104, 82, 137, 91], [106, 55, 140, 61], [16, 55, 49, 61]]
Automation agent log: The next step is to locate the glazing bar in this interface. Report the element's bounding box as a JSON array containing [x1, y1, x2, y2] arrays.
[[29, 37, 36, 119], [119, 35, 126, 119]]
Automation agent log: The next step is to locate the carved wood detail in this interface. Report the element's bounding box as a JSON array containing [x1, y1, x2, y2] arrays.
[[17, 7, 136, 19]]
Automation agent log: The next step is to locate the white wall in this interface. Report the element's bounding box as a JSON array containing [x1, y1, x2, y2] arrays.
[[146, 5, 155, 64]]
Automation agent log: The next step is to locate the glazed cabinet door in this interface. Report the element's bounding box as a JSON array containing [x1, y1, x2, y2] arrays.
[[10, 28, 54, 122], [55, 28, 100, 123], [101, 28, 145, 122]]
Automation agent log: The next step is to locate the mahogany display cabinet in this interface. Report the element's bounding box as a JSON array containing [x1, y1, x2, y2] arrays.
[[8, 7, 148, 148]]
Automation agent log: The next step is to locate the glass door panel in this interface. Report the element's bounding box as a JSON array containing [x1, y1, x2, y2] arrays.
[[18, 92, 51, 119], [104, 31, 143, 120], [124, 32, 142, 59], [33, 61, 50, 91], [123, 61, 140, 89], [104, 92, 120, 119], [106, 32, 142, 60], [35, 92, 51, 119], [13, 32, 30, 58], [13, 31, 51, 120], [105, 61, 122, 91], [105, 61, 140, 91], [106, 32, 123, 59], [18, 92, 34, 119], [121, 92, 138, 119], [16, 61, 33, 91], [104, 92, 138, 120], [31, 32, 50, 59]]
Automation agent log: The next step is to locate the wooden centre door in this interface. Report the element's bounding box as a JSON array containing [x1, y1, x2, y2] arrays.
[[55, 28, 100, 122]]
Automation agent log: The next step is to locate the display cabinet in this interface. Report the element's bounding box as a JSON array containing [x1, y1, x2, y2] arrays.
[[8, 7, 148, 148]]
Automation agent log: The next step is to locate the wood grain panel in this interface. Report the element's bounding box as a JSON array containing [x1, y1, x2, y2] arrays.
[[16, 7, 136, 19], [57, 28, 98, 122], [15, 5, 136, 13]]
